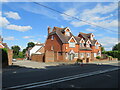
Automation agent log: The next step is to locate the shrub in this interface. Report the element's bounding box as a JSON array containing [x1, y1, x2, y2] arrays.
[[77, 59, 83, 62], [1, 48, 8, 64], [96, 56, 101, 59]]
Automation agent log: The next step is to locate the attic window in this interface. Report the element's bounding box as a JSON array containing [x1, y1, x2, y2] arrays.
[[65, 31, 70, 36]]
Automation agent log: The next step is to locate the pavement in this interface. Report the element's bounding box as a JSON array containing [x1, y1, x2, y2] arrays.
[[2, 60, 119, 73], [2, 61, 119, 89]]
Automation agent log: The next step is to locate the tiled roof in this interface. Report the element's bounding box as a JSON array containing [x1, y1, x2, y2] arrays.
[[48, 27, 97, 45]]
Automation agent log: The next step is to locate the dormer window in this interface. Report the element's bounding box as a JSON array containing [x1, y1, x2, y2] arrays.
[[90, 33, 94, 40], [80, 43, 84, 47], [86, 43, 90, 47], [65, 31, 70, 36], [51, 36, 54, 40]]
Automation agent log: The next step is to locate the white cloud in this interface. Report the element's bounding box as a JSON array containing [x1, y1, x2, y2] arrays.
[[23, 36, 33, 39], [0, 10, 32, 32], [61, 8, 77, 20], [43, 35, 47, 38], [86, 28, 96, 32], [4, 36, 17, 40], [0, 17, 10, 27], [4, 11, 21, 20], [6, 24, 32, 32], [95, 34, 103, 37], [98, 37, 118, 51], [62, 3, 118, 33]]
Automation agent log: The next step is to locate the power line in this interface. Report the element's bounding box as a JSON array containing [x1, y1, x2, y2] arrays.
[[33, 2, 116, 32]]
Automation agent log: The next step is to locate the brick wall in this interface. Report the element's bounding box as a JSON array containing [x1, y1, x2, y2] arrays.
[[45, 51, 54, 62], [31, 54, 44, 62], [7, 49, 13, 65]]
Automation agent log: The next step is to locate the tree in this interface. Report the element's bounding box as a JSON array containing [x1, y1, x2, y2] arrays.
[[22, 48, 26, 54], [101, 47, 105, 54], [27, 42, 35, 48], [11, 45, 20, 56], [112, 43, 120, 51]]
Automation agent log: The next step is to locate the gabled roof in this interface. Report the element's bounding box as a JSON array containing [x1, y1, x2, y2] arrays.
[[48, 27, 99, 46]]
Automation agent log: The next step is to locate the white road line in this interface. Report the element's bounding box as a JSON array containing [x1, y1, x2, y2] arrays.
[[5, 67, 119, 90]]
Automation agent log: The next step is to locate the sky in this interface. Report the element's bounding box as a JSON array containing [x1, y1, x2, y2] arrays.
[[0, 1, 119, 51]]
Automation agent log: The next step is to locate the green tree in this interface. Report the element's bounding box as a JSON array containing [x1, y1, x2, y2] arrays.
[[27, 42, 35, 48], [22, 48, 26, 54], [11, 45, 20, 58], [112, 43, 120, 51]]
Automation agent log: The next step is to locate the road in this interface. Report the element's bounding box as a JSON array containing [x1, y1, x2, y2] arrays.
[[3, 62, 119, 89]]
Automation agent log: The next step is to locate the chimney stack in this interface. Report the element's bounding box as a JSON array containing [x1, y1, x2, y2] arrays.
[[48, 26, 51, 34]]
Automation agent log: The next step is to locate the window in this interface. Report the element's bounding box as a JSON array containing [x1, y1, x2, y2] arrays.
[[97, 51, 101, 56], [74, 53, 78, 58], [69, 42, 75, 47], [65, 32, 70, 36], [96, 45, 99, 49], [80, 53, 84, 58], [94, 53, 97, 57], [87, 53, 90, 57], [80, 43, 84, 47], [51, 46, 54, 50], [86, 43, 90, 47], [66, 53, 68, 59], [51, 36, 54, 40]]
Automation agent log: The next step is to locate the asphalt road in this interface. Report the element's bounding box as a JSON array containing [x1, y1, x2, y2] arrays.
[[3, 63, 119, 89], [40, 69, 119, 88]]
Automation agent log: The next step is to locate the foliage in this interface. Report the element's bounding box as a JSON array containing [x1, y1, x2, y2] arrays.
[[11, 45, 20, 56], [22, 48, 26, 54], [101, 47, 105, 54], [96, 56, 101, 59], [1, 48, 8, 64], [112, 43, 120, 51], [27, 42, 35, 48], [77, 59, 83, 62], [104, 51, 120, 60], [13, 52, 25, 59]]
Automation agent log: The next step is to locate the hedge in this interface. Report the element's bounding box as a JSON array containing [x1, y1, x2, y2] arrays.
[[104, 51, 120, 60], [1, 48, 8, 64]]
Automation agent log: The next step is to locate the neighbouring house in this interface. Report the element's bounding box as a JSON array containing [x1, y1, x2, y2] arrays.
[[0, 35, 13, 66], [44, 26, 102, 63], [26, 43, 45, 62]]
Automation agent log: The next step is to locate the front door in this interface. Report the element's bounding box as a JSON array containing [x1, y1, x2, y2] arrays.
[[86, 58, 89, 63], [69, 54, 74, 60]]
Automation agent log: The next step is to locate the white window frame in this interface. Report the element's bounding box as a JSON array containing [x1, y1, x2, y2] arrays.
[[80, 53, 84, 58], [86, 43, 90, 47], [69, 42, 75, 48], [74, 53, 78, 58], [96, 45, 99, 49], [80, 43, 84, 47], [94, 53, 96, 57], [65, 31, 70, 36], [87, 53, 90, 57]]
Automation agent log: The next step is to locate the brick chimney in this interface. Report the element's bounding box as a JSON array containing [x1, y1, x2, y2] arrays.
[[48, 26, 51, 34], [0, 35, 3, 43]]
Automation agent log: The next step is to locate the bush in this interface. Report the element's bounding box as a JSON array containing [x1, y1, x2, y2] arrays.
[[77, 59, 83, 62], [13, 52, 25, 59], [1, 48, 8, 65], [96, 56, 101, 59], [104, 51, 120, 60]]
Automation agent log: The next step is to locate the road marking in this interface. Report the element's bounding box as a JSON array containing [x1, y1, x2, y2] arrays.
[[5, 67, 119, 90]]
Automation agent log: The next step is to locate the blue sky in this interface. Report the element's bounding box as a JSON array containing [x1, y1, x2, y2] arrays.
[[1, 1, 118, 51]]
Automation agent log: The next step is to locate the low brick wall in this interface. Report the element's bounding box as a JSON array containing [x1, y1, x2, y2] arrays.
[[16, 58, 24, 60], [31, 54, 44, 62]]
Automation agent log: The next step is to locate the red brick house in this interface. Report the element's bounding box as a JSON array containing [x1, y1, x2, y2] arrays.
[[45, 26, 101, 63]]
